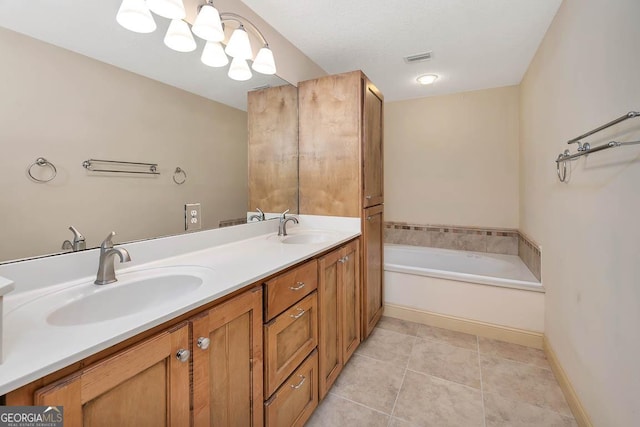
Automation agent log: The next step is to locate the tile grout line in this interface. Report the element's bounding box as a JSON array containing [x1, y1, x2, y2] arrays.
[[326, 391, 394, 418], [478, 335, 487, 427], [385, 334, 417, 427]]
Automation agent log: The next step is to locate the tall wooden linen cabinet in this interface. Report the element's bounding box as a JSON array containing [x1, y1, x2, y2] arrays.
[[298, 70, 384, 340]]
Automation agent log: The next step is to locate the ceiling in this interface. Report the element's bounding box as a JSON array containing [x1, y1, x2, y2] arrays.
[[242, 0, 563, 102], [0, 0, 563, 106], [0, 0, 287, 111]]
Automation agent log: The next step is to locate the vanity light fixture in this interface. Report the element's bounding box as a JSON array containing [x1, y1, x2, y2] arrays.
[[146, 0, 186, 20], [115, 0, 157, 33], [116, 0, 277, 80], [416, 74, 438, 85], [164, 19, 197, 52]]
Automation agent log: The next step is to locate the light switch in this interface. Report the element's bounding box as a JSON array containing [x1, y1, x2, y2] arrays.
[[185, 203, 201, 231]]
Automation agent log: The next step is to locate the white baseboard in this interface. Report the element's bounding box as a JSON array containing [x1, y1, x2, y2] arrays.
[[543, 337, 593, 427], [384, 303, 543, 349]]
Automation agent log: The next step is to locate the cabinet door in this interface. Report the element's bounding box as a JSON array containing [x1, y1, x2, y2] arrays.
[[248, 85, 299, 214], [192, 287, 264, 427], [298, 71, 362, 217], [34, 323, 190, 427], [362, 205, 384, 339], [317, 248, 343, 399], [341, 239, 361, 364], [362, 80, 384, 208]]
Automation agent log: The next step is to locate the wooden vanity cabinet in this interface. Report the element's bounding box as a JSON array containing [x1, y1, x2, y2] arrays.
[[191, 287, 264, 427], [34, 322, 191, 426], [317, 239, 360, 399], [262, 259, 319, 427], [362, 206, 384, 339], [299, 70, 384, 339]]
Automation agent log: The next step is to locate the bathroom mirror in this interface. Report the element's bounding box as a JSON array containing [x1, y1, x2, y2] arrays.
[[0, 1, 298, 263]]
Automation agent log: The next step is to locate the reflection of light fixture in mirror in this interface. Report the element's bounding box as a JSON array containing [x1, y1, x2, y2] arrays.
[[116, 3, 277, 80], [416, 74, 438, 85], [192, 2, 224, 42], [201, 41, 229, 67], [228, 57, 252, 81], [116, 0, 157, 33], [164, 19, 196, 52], [225, 25, 253, 59], [147, 0, 186, 20], [252, 46, 276, 75]]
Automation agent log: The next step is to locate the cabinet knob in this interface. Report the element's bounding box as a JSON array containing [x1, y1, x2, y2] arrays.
[[365, 195, 372, 200], [338, 256, 348, 264], [366, 216, 373, 221], [176, 349, 190, 362], [197, 337, 211, 350], [289, 308, 306, 319], [289, 282, 306, 291], [290, 375, 306, 390]]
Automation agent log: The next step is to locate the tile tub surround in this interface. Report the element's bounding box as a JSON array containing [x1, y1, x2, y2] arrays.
[[307, 316, 577, 427], [384, 222, 541, 280]]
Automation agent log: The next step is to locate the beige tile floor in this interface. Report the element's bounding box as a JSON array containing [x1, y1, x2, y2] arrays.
[[307, 316, 577, 427]]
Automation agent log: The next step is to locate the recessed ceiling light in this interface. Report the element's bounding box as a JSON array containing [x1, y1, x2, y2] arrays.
[[417, 74, 438, 85]]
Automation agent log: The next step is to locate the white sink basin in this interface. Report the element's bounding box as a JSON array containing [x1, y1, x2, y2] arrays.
[[46, 266, 213, 326], [282, 233, 334, 244], [267, 229, 340, 245]]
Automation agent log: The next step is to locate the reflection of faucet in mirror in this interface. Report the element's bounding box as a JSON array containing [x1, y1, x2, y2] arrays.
[[95, 232, 131, 285], [278, 209, 299, 236], [249, 208, 266, 222], [61, 226, 86, 252]]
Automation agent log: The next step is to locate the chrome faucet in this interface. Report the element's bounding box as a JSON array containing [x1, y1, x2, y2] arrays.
[[249, 208, 266, 222], [61, 226, 86, 252], [278, 209, 298, 236], [95, 232, 131, 285]]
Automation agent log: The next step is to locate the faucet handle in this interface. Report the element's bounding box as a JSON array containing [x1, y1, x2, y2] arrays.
[[100, 231, 117, 250], [256, 208, 265, 220], [281, 209, 290, 220], [69, 226, 85, 242]]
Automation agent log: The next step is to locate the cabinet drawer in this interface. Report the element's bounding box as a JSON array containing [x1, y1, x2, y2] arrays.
[[264, 292, 318, 397], [264, 260, 318, 321], [265, 350, 318, 427]]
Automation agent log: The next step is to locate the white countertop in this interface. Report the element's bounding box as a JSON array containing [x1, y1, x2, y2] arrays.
[[0, 215, 360, 395]]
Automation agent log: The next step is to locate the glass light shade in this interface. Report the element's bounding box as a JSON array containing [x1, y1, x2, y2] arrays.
[[224, 26, 253, 60], [164, 19, 196, 52], [416, 74, 438, 85], [201, 41, 229, 67], [116, 0, 156, 33], [228, 57, 252, 81], [147, 0, 186, 19], [192, 4, 224, 42], [252, 46, 276, 75]]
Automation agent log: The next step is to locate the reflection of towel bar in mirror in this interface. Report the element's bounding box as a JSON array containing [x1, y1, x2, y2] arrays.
[[82, 159, 159, 175]]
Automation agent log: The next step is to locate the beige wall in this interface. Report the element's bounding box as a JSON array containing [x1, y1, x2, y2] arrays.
[[0, 28, 248, 262], [384, 86, 520, 228], [519, 0, 640, 425]]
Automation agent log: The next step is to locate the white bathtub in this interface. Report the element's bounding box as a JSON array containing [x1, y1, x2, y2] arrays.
[[384, 244, 545, 332], [384, 244, 542, 292]]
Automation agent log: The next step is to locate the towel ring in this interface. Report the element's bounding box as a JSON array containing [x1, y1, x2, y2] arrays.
[[28, 157, 57, 183], [556, 150, 569, 182], [173, 167, 187, 185]]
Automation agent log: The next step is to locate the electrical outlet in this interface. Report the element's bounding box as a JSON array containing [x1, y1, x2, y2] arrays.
[[185, 203, 201, 231]]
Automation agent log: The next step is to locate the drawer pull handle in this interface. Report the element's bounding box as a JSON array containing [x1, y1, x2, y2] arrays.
[[338, 257, 345, 264], [176, 349, 190, 363], [365, 195, 372, 200], [289, 282, 306, 291], [197, 337, 210, 350], [289, 308, 306, 319], [290, 375, 306, 390]]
